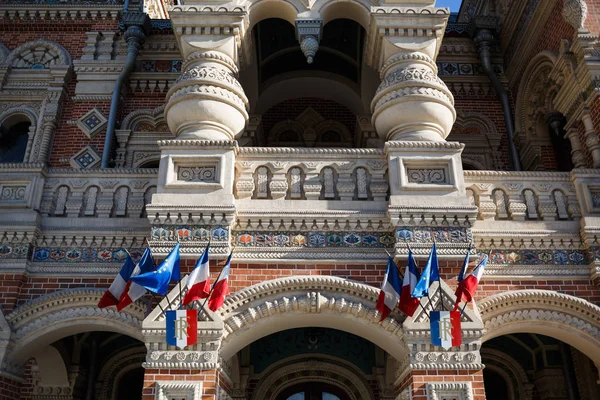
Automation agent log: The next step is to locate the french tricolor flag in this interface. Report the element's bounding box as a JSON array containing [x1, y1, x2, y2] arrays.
[[455, 254, 489, 305], [166, 309, 198, 349], [98, 254, 136, 308], [207, 252, 233, 312], [376, 258, 402, 321], [182, 244, 211, 306], [430, 311, 462, 350], [399, 250, 421, 317], [116, 247, 154, 311]]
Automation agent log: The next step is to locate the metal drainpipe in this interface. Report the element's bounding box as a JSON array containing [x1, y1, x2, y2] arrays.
[[100, 14, 148, 168], [474, 28, 522, 171]]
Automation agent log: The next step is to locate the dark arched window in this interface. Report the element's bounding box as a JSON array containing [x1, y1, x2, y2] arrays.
[[279, 383, 349, 400], [0, 120, 30, 163], [138, 160, 160, 169]]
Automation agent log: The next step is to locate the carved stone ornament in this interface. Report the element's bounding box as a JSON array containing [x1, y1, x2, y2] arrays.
[[562, 0, 588, 30]]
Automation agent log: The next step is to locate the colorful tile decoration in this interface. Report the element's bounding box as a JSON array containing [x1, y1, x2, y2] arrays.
[[76, 151, 97, 168], [396, 227, 471, 243], [82, 113, 102, 130], [232, 231, 396, 248], [151, 225, 229, 242], [139, 60, 182, 73], [0, 244, 30, 259], [480, 249, 588, 266], [437, 62, 504, 76], [32, 247, 145, 263]]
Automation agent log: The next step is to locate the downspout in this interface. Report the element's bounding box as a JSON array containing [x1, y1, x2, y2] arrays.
[[473, 27, 522, 171], [100, 12, 149, 168]]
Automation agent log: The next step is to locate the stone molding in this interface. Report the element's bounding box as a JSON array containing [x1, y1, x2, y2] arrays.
[[0, 5, 121, 21], [426, 382, 474, 400], [5, 288, 144, 365], [479, 290, 600, 364], [5, 39, 72, 68], [155, 381, 202, 400]]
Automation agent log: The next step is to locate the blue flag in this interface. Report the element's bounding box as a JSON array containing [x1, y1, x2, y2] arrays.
[[457, 246, 470, 283], [131, 242, 180, 295], [411, 242, 439, 298]]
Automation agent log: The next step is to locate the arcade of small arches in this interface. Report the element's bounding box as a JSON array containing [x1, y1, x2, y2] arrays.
[[0, 278, 598, 400]]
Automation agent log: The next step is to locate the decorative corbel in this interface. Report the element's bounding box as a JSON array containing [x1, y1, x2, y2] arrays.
[[295, 19, 323, 64]]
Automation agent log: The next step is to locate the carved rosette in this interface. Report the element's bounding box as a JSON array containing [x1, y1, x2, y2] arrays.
[[371, 53, 455, 142], [165, 51, 249, 140]]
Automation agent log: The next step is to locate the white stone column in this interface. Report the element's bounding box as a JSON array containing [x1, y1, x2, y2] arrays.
[[165, 10, 249, 141], [582, 110, 600, 168], [565, 127, 587, 168], [366, 6, 455, 142]]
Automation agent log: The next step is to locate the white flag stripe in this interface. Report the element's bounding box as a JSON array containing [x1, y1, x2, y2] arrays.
[[108, 274, 127, 298], [381, 278, 400, 310], [438, 311, 452, 349], [126, 262, 146, 301], [175, 309, 187, 349], [186, 259, 209, 289]]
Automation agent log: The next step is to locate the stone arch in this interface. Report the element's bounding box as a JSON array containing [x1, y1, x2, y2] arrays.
[[480, 347, 531, 400], [5, 288, 144, 365], [121, 104, 166, 131], [30, 345, 70, 388], [451, 111, 502, 170], [96, 346, 146, 400], [318, 0, 372, 30], [479, 289, 600, 367], [218, 276, 408, 362], [514, 51, 560, 170], [252, 357, 374, 400], [6, 39, 72, 69], [0, 106, 38, 128], [0, 106, 39, 163], [248, 0, 299, 28], [118, 105, 168, 167]]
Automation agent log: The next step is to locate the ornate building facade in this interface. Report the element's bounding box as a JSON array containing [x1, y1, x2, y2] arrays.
[[0, 0, 599, 399]]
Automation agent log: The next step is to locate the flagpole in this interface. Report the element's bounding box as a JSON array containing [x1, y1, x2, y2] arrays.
[[459, 248, 493, 316], [176, 233, 184, 310], [384, 248, 404, 280], [403, 239, 430, 317], [198, 245, 232, 320], [433, 236, 445, 312]]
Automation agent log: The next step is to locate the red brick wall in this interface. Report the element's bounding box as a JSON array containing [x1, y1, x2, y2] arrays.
[[452, 96, 512, 170], [584, 0, 600, 36], [142, 369, 219, 400], [0, 376, 22, 400], [260, 98, 357, 140], [399, 370, 486, 400]]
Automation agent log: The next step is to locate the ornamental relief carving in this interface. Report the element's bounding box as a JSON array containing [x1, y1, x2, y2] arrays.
[[562, 0, 588, 30], [378, 67, 445, 92], [175, 65, 242, 89], [177, 166, 217, 183], [406, 169, 446, 184]]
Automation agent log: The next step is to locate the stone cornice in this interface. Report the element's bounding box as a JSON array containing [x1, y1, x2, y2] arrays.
[[237, 147, 385, 156], [157, 139, 237, 150], [46, 167, 158, 176], [464, 170, 571, 179], [384, 141, 464, 150], [0, 5, 122, 21]]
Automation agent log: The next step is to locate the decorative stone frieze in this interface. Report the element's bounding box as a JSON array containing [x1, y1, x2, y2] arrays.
[[366, 7, 454, 142]]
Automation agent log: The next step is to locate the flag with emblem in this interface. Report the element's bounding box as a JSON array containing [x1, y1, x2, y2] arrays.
[[454, 254, 489, 306], [430, 310, 461, 350], [131, 242, 181, 295], [376, 257, 402, 321], [411, 242, 439, 298], [166, 309, 198, 349]]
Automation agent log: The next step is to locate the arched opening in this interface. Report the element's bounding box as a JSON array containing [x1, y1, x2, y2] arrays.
[[19, 331, 145, 399], [0, 116, 31, 163], [279, 383, 349, 400], [238, 327, 379, 400], [138, 159, 160, 168], [482, 333, 600, 400]]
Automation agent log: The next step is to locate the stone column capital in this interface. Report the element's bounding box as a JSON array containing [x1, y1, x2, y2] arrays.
[[169, 5, 250, 66], [365, 6, 450, 71]]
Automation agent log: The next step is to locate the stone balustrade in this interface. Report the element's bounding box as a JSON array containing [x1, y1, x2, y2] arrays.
[[464, 171, 580, 222], [234, 147, 389, 202]]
